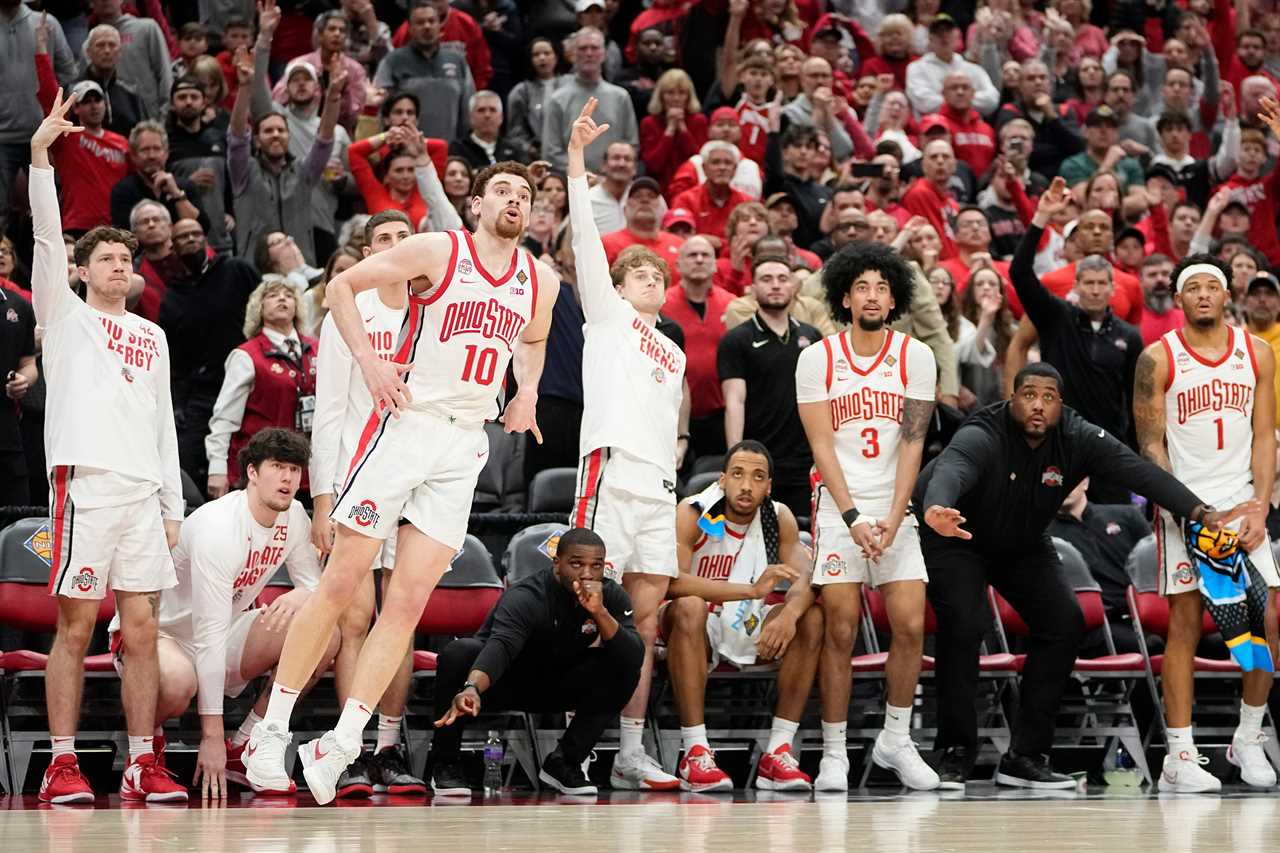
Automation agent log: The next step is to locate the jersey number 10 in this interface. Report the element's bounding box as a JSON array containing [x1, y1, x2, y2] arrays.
[[461, 345, 500, 385]]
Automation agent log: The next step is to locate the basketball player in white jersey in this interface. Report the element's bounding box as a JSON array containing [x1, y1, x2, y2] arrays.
[[567, 99, 691, 790], [796, 241, 941, 792], [29, 92, 187, 804], [663, 441, 823, 791], [111, 429, 335, 799], [1133, 252, 1279, 792], [309, 210, 425, 797], [244, 160, 559, 804]]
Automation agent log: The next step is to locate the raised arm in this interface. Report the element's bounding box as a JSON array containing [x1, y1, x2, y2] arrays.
[[1010, 176, 1070, 327], [28, 89, 83, 329], [1003, 320, 1037, 397], [566, 97, 627, 324], [719, 0, 748, 98], [303, 55, 345, 183], [249, 0, 280, 122]]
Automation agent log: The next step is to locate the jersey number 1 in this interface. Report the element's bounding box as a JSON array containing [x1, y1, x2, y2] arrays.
[[1214, 417, 1223, 451], [861, 427, 880, 459], [461, 345, 499, 385]]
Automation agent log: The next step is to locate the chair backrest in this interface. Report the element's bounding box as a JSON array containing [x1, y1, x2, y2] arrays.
[[527, 467, 577, 514], [473, 423, 526, 512], [692, 454, 725, 476], [865, 587, 939, 635], [418, 535, 504, 635], [501, 522, 565, 586], [1127, 585, 1216, 638], [181, 470, 205, 511], [681, 471, 720, 499], [1052, 537, 1099, 593], [1125, 534, 1160, 594], [0, 518, 115, 631]]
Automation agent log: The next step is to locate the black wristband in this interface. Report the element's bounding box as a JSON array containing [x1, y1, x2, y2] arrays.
[[841, 507, 861, 527], [461, 681, 481, 696]]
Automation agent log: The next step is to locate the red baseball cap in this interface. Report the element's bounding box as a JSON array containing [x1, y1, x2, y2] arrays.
[[663, 208, 697, 230], [709, 107, 739, 125]]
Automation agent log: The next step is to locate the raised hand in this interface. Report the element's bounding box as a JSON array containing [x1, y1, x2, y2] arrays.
[[233, 46, 253, 87], [258, 0, 281, 38], [569, 97, 611, 153], [326, 54, 349, 101], [31, 88, 83, 157], [729, 0, 748, 17], [1035, 175, 1070, 221], [1205, 187, 1231, 218], [35, 11, 50, 55]]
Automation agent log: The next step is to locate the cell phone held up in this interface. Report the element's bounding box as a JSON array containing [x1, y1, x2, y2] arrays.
[[849, 163, 885, 179]]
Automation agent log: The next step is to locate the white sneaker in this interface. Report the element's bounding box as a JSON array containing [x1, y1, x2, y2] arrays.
[[814, 754, 850, 792], [1228, 733, 1278, 787], [243, 720, 294, 794], [872, 734, 941, 791], [1158, 748, 1222, 793], [610, 749, 680, 790], [299, 731, 362, 805]]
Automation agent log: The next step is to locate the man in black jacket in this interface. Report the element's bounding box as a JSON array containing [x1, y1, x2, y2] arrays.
[[448, 90, 523, 170], [428, 528, 643, 796], [913, 363, 1256, 790]]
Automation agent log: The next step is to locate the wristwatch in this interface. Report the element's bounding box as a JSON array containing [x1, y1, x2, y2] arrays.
[[461, 681, 481, 695], [841, 507, 861, 527]]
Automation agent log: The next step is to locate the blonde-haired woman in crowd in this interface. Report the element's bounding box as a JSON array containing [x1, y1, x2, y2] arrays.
[[640, 69, 708, 190]]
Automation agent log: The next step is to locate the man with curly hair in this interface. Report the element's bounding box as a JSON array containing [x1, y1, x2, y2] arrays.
[[795, 241, 940, 792]]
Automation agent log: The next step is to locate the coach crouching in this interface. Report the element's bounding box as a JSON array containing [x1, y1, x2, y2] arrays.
[[427, 528, 643, 796], [914, 363, 1256, 791]]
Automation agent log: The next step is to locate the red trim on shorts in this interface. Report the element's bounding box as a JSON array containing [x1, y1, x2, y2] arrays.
[[1159, 336, 1175, 392], [573, 450, 604, 528], [526, 251, 540, 324], [822, 338, 834, 391], [839, 328, 895, 376], [898, 333, 910, 387], [1243, 327, 1260, 380], [1153, 503, 1166, 594], [1176, 327, 1231, 368], [47, 466, 73, 595], [463, 229, 519, 287], [420, 231, 459, 306], [808, 469, 822, 538]]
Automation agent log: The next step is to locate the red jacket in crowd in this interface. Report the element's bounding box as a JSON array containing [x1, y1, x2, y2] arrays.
[[925, 106, 996, 177], [662, 283, 735, 417], [640, 112, 708, 194], [900, 178, 959, 259], [670, 183, 751, 242]]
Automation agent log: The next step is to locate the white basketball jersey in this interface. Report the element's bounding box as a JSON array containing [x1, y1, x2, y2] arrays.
[[796, 329, 937, 515], [1160, 325, 1257, 505], [691, 520, 749, 581], [404, 230, 538, 426]]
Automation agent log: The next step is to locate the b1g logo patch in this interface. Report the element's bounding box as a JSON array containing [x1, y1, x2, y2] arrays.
[[1041, 466, 1064, 487], [823, 553, 846, 577], [348, 499, 380, 528], [1174, 562, 1196, 586], [72, 567, 99, 593], [23, 522, 52, 567]]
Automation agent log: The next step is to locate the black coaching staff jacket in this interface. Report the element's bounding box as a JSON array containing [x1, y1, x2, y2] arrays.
[[912, 401, 1202, 554]]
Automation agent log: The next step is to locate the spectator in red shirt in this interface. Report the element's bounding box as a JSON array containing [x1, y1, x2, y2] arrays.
[[602, 176, 686, 285], [668, 109, 765, 202], [663, 235, 735, 457], [215, 17, 254, 106], [925, 72, 996, 177], [348, 125, 434, 224], [901, 138, 960, 259], [716, 201, 770, 295], [1213, 0, 1278, 96], [670, 142, 750, 246], [130, 200, 187, 322], [392, 0, 492, 89], [860, 13, 915, 91], [1136, 253, 1183, 344], [639, 68, 708, 192], [941, 205, 1018, 315], [1220, 123, 1280, 266], [34, 78, 129, 235], [1038, 209, 1144, 326]]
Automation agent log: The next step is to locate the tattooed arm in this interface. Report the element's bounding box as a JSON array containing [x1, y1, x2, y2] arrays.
[[878, 395, 937, 552], [1132, 343, 1172, 472]]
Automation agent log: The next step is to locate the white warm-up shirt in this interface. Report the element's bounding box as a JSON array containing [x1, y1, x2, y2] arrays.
[[569, 174, 686, 502], [309, 287, 407, 496], [29, 165, 182, 518]]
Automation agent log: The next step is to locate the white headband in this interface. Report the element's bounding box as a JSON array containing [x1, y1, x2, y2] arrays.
[[1174, 263, 1228, 293]]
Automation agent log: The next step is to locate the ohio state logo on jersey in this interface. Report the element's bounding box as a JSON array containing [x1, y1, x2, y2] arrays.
[[829, 387, 903, 430], [697, 553, 735, 581], [72, 567, 99, 593], [1175, 378, 1253, 425], [438, 297, 527, 349], [349, 499, 380, 527]]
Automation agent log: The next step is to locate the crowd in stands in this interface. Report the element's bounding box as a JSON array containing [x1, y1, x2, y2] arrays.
[[3, 0, 1280, 522]]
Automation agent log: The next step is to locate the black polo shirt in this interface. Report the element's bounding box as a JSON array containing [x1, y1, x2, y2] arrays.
[[0, 290, 36, 453], [717, 313, 820, 479]]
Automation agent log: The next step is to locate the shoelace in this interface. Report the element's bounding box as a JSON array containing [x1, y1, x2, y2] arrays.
[[49, 763, 87, 788], [583, 750, 598, 771], [140, 760, 182, 788], [773, 749, 801, 769], [689, 750, 718, 771]]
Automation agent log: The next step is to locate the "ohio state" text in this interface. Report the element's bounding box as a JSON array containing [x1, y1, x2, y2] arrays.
[[830, 388, 903, 430], [438, 298, 526, 349], [1176, 379, 1253, 424]]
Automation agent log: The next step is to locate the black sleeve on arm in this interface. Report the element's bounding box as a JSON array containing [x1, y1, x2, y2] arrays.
[[110, 181, 135, 229], [1077, 419, 1202, 519], [921, 424, 994, 509], [469, 588, 537, 687], [1009, 222, 1067, 329], [717, 328, 747, 381], [178, 177, 212, 234]]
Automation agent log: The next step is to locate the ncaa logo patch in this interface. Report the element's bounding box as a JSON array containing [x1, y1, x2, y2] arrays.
[[348, 499, 380, 528], [517, 270, 528, 284], [72, 567, 99, 594], [822, 553, 846, 578], [23, 522, 52, 567], [537, 527, 568, 559]]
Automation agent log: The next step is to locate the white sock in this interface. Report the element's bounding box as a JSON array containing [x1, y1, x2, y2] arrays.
[[377, 714, 403, 753], [681, 724, 709, 754], [883, 703, 912, 743], [263, 682, 302, 728], [1166, 725, 1194, 754], [766, 717, 799, 753], [822, 720, 847, 760], [232, 710, 262, 747], [1237, 702, 1266, 742], [334, 698, 374, 747], [128, 735, 154, 763], [620, 716, 646, 755], [51, 736, 76, 759]]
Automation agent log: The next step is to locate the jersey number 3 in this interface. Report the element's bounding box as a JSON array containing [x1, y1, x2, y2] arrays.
[[861, 427, 880, 459], [461, 345, 500, 385]]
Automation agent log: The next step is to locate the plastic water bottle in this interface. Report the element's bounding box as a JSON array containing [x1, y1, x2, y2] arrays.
[[1104, 743, 1142, 788], [483, 730, 504, 795]]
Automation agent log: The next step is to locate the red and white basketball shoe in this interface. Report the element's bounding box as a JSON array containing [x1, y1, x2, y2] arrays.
[[755, 744, 812, 791], [120, 753, 188, 802], [226, 738, 295, 793], [677, 745, 733, 793], [39, 754, 95, 804]]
